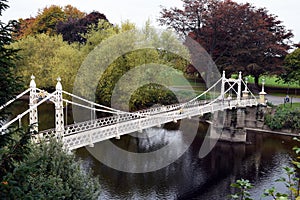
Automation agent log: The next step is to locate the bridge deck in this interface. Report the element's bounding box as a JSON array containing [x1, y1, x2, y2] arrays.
[[36, 99, 257, 150]]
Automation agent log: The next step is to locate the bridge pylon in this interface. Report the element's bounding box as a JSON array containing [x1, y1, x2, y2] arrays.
[[237, 71, 242, 103], [221, 71, 226, 100], [55, 77, 64, 138], [29, 75, 38, 132]]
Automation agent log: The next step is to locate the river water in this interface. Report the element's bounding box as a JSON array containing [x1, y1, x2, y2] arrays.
[[9, 101, 298, 199], [76, 125, 297, 200]]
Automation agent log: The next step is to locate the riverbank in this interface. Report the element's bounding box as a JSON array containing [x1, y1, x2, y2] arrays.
[[246, 127, 300, 137]]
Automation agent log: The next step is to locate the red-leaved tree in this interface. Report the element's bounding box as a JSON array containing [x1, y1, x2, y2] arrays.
[[159, 0, 294, 85]]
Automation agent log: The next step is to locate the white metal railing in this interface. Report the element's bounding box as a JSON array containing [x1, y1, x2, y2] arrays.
[[62, 98, 258, 150], [0, 71, 259, 150]]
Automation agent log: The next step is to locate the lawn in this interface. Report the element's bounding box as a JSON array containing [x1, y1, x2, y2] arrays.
[[277, 102, 300, 110], [246, 75, 300, 89]]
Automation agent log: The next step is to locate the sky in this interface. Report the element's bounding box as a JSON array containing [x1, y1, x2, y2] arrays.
[[1, 0, 299, 43]]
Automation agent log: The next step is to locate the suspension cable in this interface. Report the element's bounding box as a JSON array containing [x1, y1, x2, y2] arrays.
[[0, 88, 31, 111], [62, 90, 123, 113], [62, 99, 119, 114], [62, 91, 151, 117], [186, 78, 222, 104], [0, 91, 58, 133]]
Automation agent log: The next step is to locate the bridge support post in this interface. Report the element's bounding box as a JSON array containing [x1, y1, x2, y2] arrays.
[[242, 77, 249, 99], [29, 75, 38, 132], [221, 71, 225, 100], [237, 72, 242, 103], [259, 78, 267, 105], [55, 77, 64, 138]]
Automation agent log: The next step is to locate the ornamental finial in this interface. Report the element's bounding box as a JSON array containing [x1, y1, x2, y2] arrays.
[[30, 74, 36, 88], [56, 77, 62, 91]]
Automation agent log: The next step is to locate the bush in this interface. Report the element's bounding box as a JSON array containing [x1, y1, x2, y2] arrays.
[[265, 107, 300, 130], [0, 137, 100, 200]]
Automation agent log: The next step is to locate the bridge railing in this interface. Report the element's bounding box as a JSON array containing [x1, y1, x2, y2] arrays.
[[34, 97, 258, 146], [62, 97, 258, 150]]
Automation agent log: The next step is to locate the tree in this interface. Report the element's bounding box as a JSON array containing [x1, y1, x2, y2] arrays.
[[281, 48, 300, 85], [9, 34, 82, 92], [0, 0, 23, 121], [12, 17, 35, 40], [63, 4, 85, 19], [56, 11, 109, 43], [14, 5, 87, 39], [0, 136, 100, 199], [159, 0, 294, 85], [0, 139, 100, 199], [32, 5, 66, 35], [80, 21, 190, 110]]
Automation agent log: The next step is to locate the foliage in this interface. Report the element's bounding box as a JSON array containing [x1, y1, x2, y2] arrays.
[[0, 136, 100, 199], [230, 179, 253, 200], [9, 33, 82, 92], [33, 5, 66, 35], [0, 0, 23, 122], [159, 0, 294, 85], [56, 11, 108, 43], [231, 138, 300, 200], [263, 166, 298, 200], [14, 5, 87, 39], [265, 105, 300, 130], [0, 127, 32, 179], [11, 9, 190, 110], [86, 21, 190, 110], [281, 48, 300, 86]]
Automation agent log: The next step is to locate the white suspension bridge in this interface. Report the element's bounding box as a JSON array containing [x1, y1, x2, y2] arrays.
[[0, 71, 264, 150]]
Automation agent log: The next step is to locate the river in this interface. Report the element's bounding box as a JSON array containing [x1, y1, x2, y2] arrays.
[[74, 126, 296, 200], [9, 101, 298, 199]]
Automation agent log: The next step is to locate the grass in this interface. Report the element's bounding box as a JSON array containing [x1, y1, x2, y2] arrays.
[[277, 102, 300, 110], [268, 93, 300, 98], [246, 75, 300, 89]]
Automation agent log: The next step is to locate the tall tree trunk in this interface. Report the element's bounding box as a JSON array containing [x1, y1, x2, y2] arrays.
[[254, 76, 259, 87]]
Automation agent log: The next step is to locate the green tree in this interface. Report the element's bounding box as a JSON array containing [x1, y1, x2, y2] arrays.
[[281, 48, 300, 85], [10, 34, 82, 92], [80, 20, 190, 110], [0, 0, 23, 121], [0, 137, 100, 199], [33, 5, 66, 35]]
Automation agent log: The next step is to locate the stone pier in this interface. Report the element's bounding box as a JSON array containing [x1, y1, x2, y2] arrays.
[[208, 105, 267, 143]]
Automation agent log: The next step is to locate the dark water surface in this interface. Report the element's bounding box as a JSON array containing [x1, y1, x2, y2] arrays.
[[76, 126, 296, 200], [9, 101, 297, 199]]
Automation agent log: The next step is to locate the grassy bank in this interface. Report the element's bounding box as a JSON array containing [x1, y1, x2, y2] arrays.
[[246, 75, 300, 89]]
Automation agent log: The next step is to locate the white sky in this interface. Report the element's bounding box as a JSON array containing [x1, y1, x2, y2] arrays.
[[1, 0, 299, 43]]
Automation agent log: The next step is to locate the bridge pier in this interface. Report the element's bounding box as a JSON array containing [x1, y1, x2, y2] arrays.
[[209, 108, 247, 143]]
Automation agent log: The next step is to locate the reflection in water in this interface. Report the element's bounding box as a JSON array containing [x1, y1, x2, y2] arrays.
[[76, 126, 297, 200]]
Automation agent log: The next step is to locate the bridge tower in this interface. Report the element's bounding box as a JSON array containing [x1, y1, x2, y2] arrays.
[[242, 77, 249, 99], [55, 77, 64, 138], [221, 71, 226, 100], [29, 75, 38, 132], [237, 71, 242, 103]]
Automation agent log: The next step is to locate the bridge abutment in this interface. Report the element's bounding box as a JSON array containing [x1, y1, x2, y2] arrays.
[[209, 105, 267, 143]]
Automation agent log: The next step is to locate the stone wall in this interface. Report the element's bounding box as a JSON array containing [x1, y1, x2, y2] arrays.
[[208, 105, 267, 143]]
